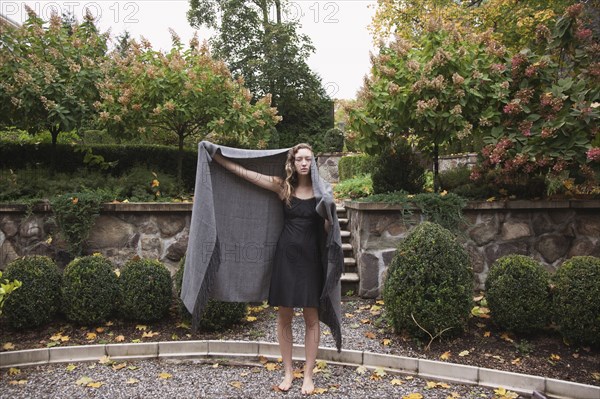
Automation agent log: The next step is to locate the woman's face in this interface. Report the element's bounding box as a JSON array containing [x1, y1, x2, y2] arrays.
[[294, 148, 313, 176]]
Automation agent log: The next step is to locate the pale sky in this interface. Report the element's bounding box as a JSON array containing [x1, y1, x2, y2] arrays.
[[3, 0, 377, 99]]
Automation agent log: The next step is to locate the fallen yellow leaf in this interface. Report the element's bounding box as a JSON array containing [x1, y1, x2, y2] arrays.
[[293, 370, 304, 379], [375, 300, 384, 305], [356, 365, 368, 375], [8, 380, 27, 385], [360, 319, 371, 324], [112, 362, 127, 371], [344, 313, 355, 318], [8, 367, 20, 375], [141, 331, 159, 338], [484, 331, 491, 338], [126, 378, 139, 384], [105, 321, 114, 327], [500, 333, 514, 343], [3, 342, 15, 350], [135, 325, 147, 331], [402, 393, 424, 399], [66, 364, 77, 372], [258, 356, 268, 364], [264, 363, 279, 371], [75, 376, 94, 386], [382, 338, 392, 346], [158, 372, 172, 379], [458, 350, 470, 357], [313, 387, 328, 394], [87, 381, 103, 388], [115, 335, 125, 342], [246, 316, 257, 322], [98, 355, 112, 365], [230, 381, 243, 389], [391, 378, 404, 386], [440, 351, 451, 360], [86, 332, 97, 340], [550, 354, 561, 361], [96, 327, 105, 333], [365, 332, 376, 339]]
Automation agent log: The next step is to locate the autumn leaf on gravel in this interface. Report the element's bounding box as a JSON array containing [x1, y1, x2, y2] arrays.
[[95, 327, 105, 333], [402, 393, 424, 399], [426, 381, 451, 389], [114, 335, 125, 342], [135, 325, 147, 331], [376, 300, 384, 305], [493, 387, 518, 398], [370, 367, 386, 380], [87, 381, 103, 388], [360, 319, 371, 324], [355, 365, 368, 375], [128, 366, 139, 371], [66, 364, 77, 372], [500, 333, 514, 343], [315, 360, 327, 370], [246, 316, 257, 322], [511, 358, 521, 365], [141, 331, 159, 338], [293, 369, 304, 379], [126, 378, 139, 384], [365, 332, 376, 339], [391, 378, 404, 386], [550, 354, 560, 361], [98, 355, 113, 365], [471, 306, 490, 318], [484, 331, 491, 338], [158, 372, 172, 379], [105, 321, 114, 327], [3, 342, 15, 350], [370, 305, 382, 315], [176, 321, 191, 330], [75, 376, 94, 386], [50, 333, 70, 342], [440, 351, 451, 360], [264, 362, 279, 371], [258, 356, 268, 364], [446, 393, 461, 399], [230, 381, 243, 389], [322, 330, 331, 335], [312, 387, 328, 394], [8, 367, 20, 375], [344, 313, 355, 318], [591, 372, 600, 381], [112, 362, 127, 371], [458, 350, 470, 357], [8, 380, 27, 385]]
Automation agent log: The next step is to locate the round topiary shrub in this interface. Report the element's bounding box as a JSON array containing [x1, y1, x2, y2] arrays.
[[62, 254, 119, 325], [175, 257, 247, 331], [383, 222, 473, 341], [372, 140, 425, 194], [119, 258, 172, 322], [2, 256, 62, 330], [485, 255, 550, 334], [552, 256, 600, 347]]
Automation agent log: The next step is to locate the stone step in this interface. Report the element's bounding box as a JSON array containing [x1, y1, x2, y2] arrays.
[[344, 257, 356, 266], [342, 243, 353, 252], [340, 230, 350, 238], [341, 272, 359, 295], [337, 218, 348, 225]]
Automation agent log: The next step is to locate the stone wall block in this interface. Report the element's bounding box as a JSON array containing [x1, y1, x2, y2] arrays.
[[0, 240, 19, 270], [536, 234, 571, 263], [549, 209, 575, 225], [484, 241, 529, 267], [166, 233, 189, 262], [358, 251, 380, 298], [0, 217, 19, 238], [138, 217, 159, 235], [500, 221, 531, 241], [568, 238, 600, 258], [466, 245, 485, 274], [576, 213, 600, 236], [157, 215, 187, 237], [532, 213, 556, 235], [88, 216, 136, 250], [140, 235, 161, 259], [469, 222, 498, 246]]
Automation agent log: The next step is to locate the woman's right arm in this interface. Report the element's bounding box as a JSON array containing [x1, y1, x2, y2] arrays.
[[212, 152, 283, 196]]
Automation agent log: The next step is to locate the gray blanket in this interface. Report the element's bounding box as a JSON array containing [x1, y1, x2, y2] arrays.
[[181, 141, 343, 352]]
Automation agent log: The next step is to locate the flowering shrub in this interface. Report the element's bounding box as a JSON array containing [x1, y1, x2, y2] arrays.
[[471, 4, 599, 197]]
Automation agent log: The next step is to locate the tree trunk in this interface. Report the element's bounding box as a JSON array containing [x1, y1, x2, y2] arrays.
[[433, 142, 440, 193], [50, 126, 60, 175]]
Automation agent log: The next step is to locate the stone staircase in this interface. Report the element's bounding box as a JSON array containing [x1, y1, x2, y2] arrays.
[[336, 204, 359, 295]]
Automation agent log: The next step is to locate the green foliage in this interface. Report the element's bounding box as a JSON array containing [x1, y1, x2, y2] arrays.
[[472, 5, 600, 197], [119, 258, 172, 322], [174, 257, 247, 331], [338, 153, 378, 181], [439, 166, 472, 192], [348, 20, 507, 191], [0, 10, 107, 146], [383, 222, 473, 341], [2, 256, 61, 329], [318, 128, 345, 153], [50, 192, 106, 256], [552, 256, 600, 346], [485, 255, 551, 334], [62, 255, 119, 325], [0, 270, 22, 316], [98, 29, 280, 181], [372, 141, 426, 194], [333, 174, 373, 200], [357, 192, 466, 233]]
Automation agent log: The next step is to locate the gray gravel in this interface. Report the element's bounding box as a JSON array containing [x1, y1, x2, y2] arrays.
[[1, 357, 507, 398]]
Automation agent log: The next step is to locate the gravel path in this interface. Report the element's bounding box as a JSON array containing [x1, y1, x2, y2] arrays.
[[1, 357, 506, 399]]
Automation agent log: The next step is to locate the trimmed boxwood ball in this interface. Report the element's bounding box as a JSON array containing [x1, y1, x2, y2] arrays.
[[119, 258, 172, 322], [552, 256, 600, 347], [62, 254, 119, 324], [175, 256, 247, 331], [383, 222, 473, 340], [485, 255, 550, 334], [2, 256, 62, 330]]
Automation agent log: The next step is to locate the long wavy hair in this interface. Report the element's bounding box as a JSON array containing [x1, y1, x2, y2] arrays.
[[282, 143, 314, 207]]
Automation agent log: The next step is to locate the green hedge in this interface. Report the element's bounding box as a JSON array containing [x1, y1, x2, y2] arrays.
[[2, 256, 62, 330], [0, 142, 198, 189], [338, 153, 377, 181]]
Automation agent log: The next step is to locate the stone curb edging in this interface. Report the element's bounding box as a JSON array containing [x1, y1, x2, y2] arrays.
[[1, 341, 598, 399]]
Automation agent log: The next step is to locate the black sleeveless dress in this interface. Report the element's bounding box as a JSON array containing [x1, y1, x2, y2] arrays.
[[268, 196, 325, 308]]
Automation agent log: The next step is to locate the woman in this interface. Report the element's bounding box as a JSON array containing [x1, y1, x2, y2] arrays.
[[212, 143, 331, 395]]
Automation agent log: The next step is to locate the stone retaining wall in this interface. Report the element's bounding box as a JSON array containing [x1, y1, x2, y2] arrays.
[[345, 200, 600, 297]]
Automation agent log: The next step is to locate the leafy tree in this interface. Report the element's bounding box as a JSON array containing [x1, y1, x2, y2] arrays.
[[470, 4, 600, 196], [188, 0, 333, 148], [370, 0, 577, 51], [0, 8, 107, 167], [348, 20, 507, 191], [97, 31, 281, 181]]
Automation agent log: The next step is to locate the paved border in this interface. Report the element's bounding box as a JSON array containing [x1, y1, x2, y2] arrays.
[[1, 341, 598, 399]]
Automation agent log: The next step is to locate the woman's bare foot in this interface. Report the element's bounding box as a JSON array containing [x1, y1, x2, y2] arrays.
[[301, 377, 314, 395], [278, 374, 294, 392]]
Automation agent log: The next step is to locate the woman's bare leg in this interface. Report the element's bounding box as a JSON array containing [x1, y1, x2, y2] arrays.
[[277, 306, 294, 391], [302, 307, 320, 394]]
